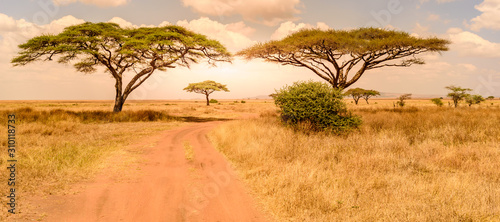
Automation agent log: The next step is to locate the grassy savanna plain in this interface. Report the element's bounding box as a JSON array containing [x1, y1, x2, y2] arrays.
[[209, 99, 500, 221], [0, 99, 499, 221], [0, 100, 273, 220]]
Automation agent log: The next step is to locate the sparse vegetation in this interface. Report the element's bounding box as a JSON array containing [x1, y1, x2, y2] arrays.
[[209, 99, 219, 104], [446, 85, 471, 108], [465, 94, 485, 107], [344, 88, 365, 105], [3, 100, 499, 221], [183, 80, 230, 106], [362, 89, 380, 104], [431, 98, 444, 107], [345, 88, 381, 105], [0, 107, 181, 204], [396, 93, 412, 107], [273, 81, 361, 132], [210, 106, 500, 221]]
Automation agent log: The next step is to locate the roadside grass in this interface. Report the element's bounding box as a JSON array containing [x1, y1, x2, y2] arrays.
[[0, 107, 184, 220], [0, 101, 269, 198], [209, 106, 500, 221]]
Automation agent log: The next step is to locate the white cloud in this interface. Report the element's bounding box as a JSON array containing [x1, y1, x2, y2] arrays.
[[270, 21, 330, 40], [411, 23, 432, 37], [427, 14, 440, 21], [108, 17, 136, 28], [0, 14, 84, 55], [447, 28, 500, 58], [181, 0, 301, 26], [53, 0, 128, 7], [469, 0, 500, 31], [158, 21, 172, 27], [177, 17, 256, 52], [458, 63, 477, 71]]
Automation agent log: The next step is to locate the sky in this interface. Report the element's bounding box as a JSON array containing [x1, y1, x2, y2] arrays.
[[1, 0, 500, 100]]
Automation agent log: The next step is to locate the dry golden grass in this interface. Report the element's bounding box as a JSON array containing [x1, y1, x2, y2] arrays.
[[1, 99, 498, 221], [0, 106, 186, 219], [209, 104, 500, 221], [0, 100, 271, 199]]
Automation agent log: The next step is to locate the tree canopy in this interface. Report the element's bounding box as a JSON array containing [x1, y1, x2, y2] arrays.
[[361, 89, 380, 104], [183, 80, 229, 106], [446, 85, 471, 108], [465, 94, 485, 107], [396, 94, 412, 107], [237, 28, 450, 89], [345, 88, 380, 104], [344, 88, 365, 105], [12, 22, 231, 112]]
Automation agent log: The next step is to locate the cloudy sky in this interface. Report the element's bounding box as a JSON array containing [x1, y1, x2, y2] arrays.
[[1, 0, 500, 100]]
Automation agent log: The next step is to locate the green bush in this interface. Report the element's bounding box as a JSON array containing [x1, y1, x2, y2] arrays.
[[209, 99, 218, 103], [431, 98, 444, 107], [241, 100, 246, 103], [273, 81, 361, 133]]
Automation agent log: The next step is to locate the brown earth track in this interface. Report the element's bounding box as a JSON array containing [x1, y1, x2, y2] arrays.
[[19, 121, 267, 222]]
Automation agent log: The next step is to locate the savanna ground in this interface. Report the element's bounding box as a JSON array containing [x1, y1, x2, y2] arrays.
[[1, 99, 499, 221]]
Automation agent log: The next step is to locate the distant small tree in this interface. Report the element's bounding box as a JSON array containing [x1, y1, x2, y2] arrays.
[[487, 96, 495, 100], [362, 90, 380, 104], [431, 98, 444, 107], [396, 94, 412, 107], [465, 94, 485, 107], [446, 85, 471, 108], [184, 80, 229, 106], [344, 88, 365, 105]]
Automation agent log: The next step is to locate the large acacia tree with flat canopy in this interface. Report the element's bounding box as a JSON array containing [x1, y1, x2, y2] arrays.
[[12, 22, 231, 112], [238, 28, 450, 89]]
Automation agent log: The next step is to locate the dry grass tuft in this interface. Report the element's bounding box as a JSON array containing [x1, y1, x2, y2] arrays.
[[1, 107, 178, 124], [209, 106, 500, 221]]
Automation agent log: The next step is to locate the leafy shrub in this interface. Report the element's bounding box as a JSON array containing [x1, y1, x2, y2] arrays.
[[431, 98, 444, 107], [465, 94, 485, 107], [273, 81, 361, 133], [209, 99, 218, 103], [396, 94, 412, 107], [241, 100, 246, 103]]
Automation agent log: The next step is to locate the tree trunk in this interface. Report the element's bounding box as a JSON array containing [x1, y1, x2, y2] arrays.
[[113, 96, 125, 112], [365, 97, 370, 104], [353, 97, 359, 105], [113, 77, 124, 113], [205, 93, 210, 106]]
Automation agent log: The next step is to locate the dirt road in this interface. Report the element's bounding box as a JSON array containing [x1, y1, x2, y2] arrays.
[[27, 121, 267, 222]]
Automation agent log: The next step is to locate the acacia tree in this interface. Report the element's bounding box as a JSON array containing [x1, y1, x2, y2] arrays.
[[446, 85, 471, 108], [344, 88, 365, 105], [465, 94, 485, 107], [184, 80, 229, 106], [12, 22, 230, 112], [237, 28, 450, 89], [362, 89, 380, 104], [396, 94, 412, 107]]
